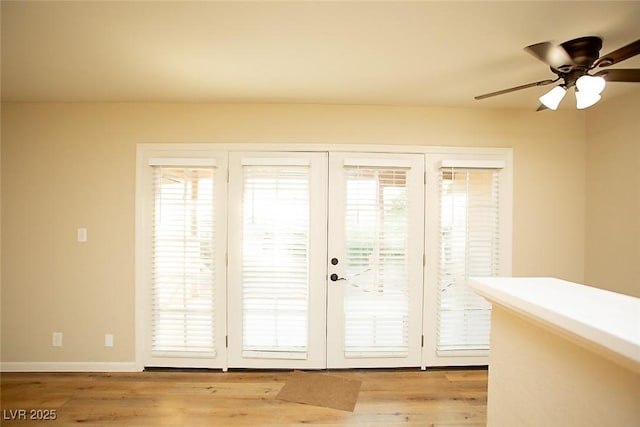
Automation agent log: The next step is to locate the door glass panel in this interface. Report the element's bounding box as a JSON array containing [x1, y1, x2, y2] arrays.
[[437, 168, 499, 353], [241, 165, 310, 358], [151, 167, 216, 357], [343, 167, 410, 357]]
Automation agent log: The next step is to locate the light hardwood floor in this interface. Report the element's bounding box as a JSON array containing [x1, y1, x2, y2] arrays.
[[1, 368, 487, 426]]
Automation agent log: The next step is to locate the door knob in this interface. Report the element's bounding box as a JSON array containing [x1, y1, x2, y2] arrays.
[[330, 273, 346, 282]]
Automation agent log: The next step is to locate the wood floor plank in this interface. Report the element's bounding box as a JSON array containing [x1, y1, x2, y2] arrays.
[[1, 369, 487, 426]]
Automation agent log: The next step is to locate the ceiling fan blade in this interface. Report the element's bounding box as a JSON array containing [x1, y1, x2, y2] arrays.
[[595, 39, 640, 67], [524, 42, 574, 70], [595, 68, 640, 82], [474, 79, 556, 100]]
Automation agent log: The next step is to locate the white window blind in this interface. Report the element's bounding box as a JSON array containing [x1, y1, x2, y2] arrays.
[[344, 167, 410, 357], [151, 166, 217, 357], [241, 165, 310, 359], [437, 167, 500, 353]]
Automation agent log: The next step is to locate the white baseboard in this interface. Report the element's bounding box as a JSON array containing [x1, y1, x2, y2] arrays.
[[1, 362, 141, 372]]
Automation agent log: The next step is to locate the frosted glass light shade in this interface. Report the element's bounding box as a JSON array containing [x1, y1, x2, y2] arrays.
[[576, 91, 601, 109], [539, 86, 567, 110], [576, 75, 606, 95]]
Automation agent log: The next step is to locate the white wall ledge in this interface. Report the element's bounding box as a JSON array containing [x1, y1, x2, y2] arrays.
[[469, 277, 640, 374]]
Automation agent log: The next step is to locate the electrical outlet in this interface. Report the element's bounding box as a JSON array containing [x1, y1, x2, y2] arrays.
[[77, 228, 87, 243], [52, 332, 63, 347], [105, 334, 114, 347]]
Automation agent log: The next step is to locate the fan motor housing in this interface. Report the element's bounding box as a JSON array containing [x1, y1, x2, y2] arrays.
[[554, 36, 603, 73]]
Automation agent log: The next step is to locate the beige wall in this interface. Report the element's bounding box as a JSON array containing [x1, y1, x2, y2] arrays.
[[1, 102, 587, 364], [487, 305, 640, 427], [585, 90, 640, 297]]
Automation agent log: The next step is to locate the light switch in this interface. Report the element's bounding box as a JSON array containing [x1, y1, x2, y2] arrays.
[[77, 228, 87, 243], [52, 332, 63, 347], [105, 334, 114, 347]]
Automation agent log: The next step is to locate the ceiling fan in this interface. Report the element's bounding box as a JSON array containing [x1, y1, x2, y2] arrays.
[[475, 36, 640, 110]]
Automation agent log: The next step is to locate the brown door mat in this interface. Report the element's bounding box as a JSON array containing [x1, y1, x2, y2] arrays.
[[276, 370, 362, 412]]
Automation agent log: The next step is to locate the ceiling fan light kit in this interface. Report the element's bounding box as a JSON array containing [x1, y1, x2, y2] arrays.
[[576, 75, 606, 94], [475, 37, 640, 111], [575, 74, 606, 109], [539, 74, 607, 110], [539, 86, 567, 110], [576, 90, 601, 109]]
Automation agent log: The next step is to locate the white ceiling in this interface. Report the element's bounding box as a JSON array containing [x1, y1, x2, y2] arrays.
[[2, 1, 640, 110]]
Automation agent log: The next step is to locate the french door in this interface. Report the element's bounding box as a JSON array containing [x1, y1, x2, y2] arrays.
[[227, 151, 424, 369], [140, 154, 228, 369], [227, 152, 328, 369], [139, 145, 509, 370], [326, 152, 424, 368]]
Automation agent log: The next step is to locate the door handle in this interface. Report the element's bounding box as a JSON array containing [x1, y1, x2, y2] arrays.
[[330, 273, 346, 282]]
